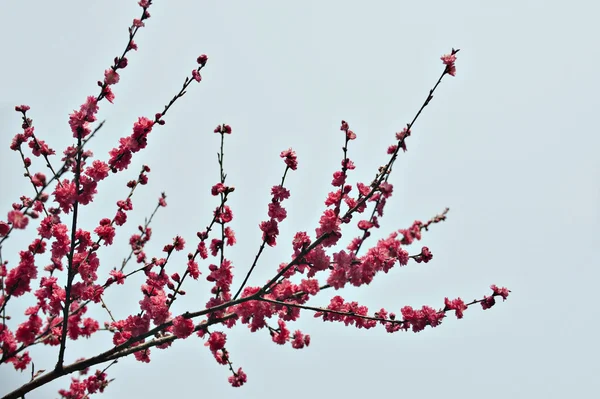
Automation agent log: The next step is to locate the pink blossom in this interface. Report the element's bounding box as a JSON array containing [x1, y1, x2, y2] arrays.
[[187, 259, 200, 279], [28, 138, 55, 157], [85, 160, 110, 181], [325, 190, 341, 206], [341, 158, 355, 170], [414, 246, 433, 263], [259, 219, 279, 246], [10, 133, 26, 150], [280, 148, 298, 170], [214, 124, 232, 134], [224, 226, 236, 246], [117, 198, 133, 211], [211, 183, 227, 196], [234, 287, 274, 332], [291, 330, 310, 349], [134, 348, 151, 363], [444, 297, 468, 319], [197, 54, 208, 65], [102, 85, 115, 103], [30, 172, 46, 187], [128, 116, 154, 153], [53, 179, 77, 213], [491, 284, 510, 300], [104, 69, 120, 85], [9, 352, 32, 371], [271, 185, 290, 201], [303, 245, 330, 278], [395, 127, 411, 143], [108, 146, 132, 171], [173, 235, 185, 251], [114, 210, 127, 226], [272, 319, 290, 345], [228, 368, 247, 387], [209, 239, 222, 256], [299, 279, 320, 295], [440, 53, 457, 76], [197, 241, 208, 259], [205, 331, 227, 352], [331, 170, 346, 186], [401, 305, 445, 332], [77, 175, 98, 205], [94, 218, 116, 245], [215, 205, 233, 224], [7, 210, 28, 229], [108, 269, 126, 285], [207, 259, 233, 291], [268, 201, 287, 222], [172, 316, 195, 338], [292, 231, 311, 254], [139, 288, 171, 325], [15, 313, 42, 345], [315, 209, 341, 247], [327, 250, 353, 289], [51, 223, 71, 260], [318, 296, 377, 329], [481, 295, 496, 310], [192, 69, 201, 82]]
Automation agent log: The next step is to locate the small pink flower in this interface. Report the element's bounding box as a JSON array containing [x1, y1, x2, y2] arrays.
[[259, 219, 279, 246], [108, 269, 126, 285], [228, 368, 247, 387], [197, 241, 208, 259], [192, 69, 201, 82], [481, 295, 496, 310], [197, 54, 208, 65], [215, 205, 233, 224], [104, 69, 120, 85], [205, 331, 227, 352], [271, 319, 290, 345], [187, 259, 200, 279], [7, 210, 28, 229], [172, 316, 195, 339], [280, 148, 298, 170], [102, 85, 115, 103], [444, 297, 468, 319], [214, 124, 232, 134], [268, 202, 287, 222], [491, 284, 510, 300], [86, 160, 110, 181], [224, 226, 236, 246], [440, 53, 457, 76], [134, 348, 151, 363], [173, 235, 185, 251], [211, 183, 227, 196], [28, 139, 55, 157], [271, 185, 290, 201], [414, 246, 433, 263], [94, 218, 115, 245], [0, 221, 10, 236]]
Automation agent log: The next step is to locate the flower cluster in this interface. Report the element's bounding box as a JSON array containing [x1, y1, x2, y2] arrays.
[[0, 3, 510, 396]]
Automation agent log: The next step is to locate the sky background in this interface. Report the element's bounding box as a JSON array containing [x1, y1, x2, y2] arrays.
[[1, 0, 599, 398]]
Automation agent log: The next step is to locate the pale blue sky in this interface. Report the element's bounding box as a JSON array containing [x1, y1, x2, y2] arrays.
[[1, 0, 599, 398]]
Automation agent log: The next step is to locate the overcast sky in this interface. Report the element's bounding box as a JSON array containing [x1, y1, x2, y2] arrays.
[[1, 0, 599, 398]]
